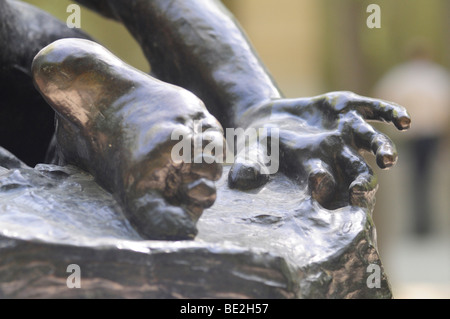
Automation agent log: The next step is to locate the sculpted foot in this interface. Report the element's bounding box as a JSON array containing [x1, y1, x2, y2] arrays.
[[32, 39, 224, 240]]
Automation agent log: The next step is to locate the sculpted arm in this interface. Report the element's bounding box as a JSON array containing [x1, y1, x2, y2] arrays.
[[74, 0, 411, 208], [74, 0, 281, 128]]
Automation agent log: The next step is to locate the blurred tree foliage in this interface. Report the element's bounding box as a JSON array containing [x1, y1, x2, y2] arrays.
[[322, 0, 449, 95]]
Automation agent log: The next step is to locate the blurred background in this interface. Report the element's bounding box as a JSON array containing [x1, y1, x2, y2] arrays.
[[23, 0, 449, 299]]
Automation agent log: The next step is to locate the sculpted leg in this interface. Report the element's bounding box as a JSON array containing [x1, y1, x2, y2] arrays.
[[32, 39, 224, 240]]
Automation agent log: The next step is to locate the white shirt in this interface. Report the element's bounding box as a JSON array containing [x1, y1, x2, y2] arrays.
[[374, 59, 450, 138]]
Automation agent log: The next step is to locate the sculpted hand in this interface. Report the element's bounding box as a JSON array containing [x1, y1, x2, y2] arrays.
[[228, 91, 411, 208]]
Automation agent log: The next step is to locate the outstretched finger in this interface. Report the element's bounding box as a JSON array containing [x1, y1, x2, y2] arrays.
[[340, 111, 398, 169], [335, 92, 411, 130]]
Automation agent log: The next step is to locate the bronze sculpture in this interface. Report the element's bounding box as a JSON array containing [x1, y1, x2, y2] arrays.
[[0, 0, 413, 299], [72, 0, 409, 208], [1, 0, 409, 240], [32, 38, 223, 239], [0, 0, 91, 166]]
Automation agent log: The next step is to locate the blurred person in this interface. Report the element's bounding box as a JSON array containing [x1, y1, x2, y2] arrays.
[[374, 40, 450, 236]]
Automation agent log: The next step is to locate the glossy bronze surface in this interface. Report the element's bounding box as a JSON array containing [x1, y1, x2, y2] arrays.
[[1, 0, 410, 238], [0, 0, 91, 166], [0, 158, 392, 298], [32, 39, 224, 240], [74, 0, 282, 129], [229, 92, 410, 209], [0, 0, 412, 298], [73, 0, 410, 209]]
